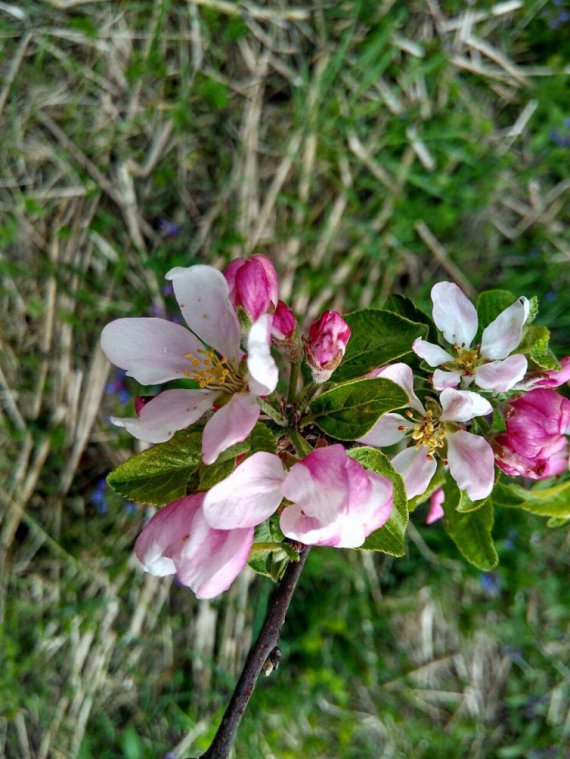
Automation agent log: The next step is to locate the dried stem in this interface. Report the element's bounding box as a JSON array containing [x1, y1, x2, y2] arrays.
[[194, 547, 310, 759]]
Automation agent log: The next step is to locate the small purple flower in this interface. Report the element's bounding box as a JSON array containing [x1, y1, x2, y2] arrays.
[[158, 220, 182, 238], [480, 572, 501, 598], [123, 502, 138, 516], [90, 479, 108, 514]]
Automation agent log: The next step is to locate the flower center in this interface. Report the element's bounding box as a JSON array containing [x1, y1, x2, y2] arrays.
[[454, 346, 480, 374], [184, 348, 245, 392], [410, 410, 446, 457]]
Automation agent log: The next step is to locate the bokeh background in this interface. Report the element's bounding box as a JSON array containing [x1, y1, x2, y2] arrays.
[[1, 1, 570, 757]]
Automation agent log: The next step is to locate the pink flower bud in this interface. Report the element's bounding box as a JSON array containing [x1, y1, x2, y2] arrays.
[[224, 254, 279, 322], [272, 300, 297, 340], [426, 487, 445, 524], [495, 389, 570, 480], [305, 310, 351, 383], [524, 356, 570, 390]]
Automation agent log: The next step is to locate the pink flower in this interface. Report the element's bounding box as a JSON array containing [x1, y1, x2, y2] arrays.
[[272, 300, 297, 340], [279, 445, 393, 548], [495, 389, 570, 480], [100, 265, 278, 464], [134, 494, 254, 600], [358, 364, 495, 501], [305, 310, 351, 383], [426, 487, 445, 524], [224, 254, 279, 322], [413, 282, 530, 393], [516, 356, 570, 391], [203, 446, 393, 550]]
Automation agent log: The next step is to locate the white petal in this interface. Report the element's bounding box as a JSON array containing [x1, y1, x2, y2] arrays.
[[247, 314, 279, 395], [432, 368, 463, 391], [413, 338, 454, 368], [374, 363, 424, 413], [480, 297, 529, 360], [392, 447, 437, 499], [112, 388, 215, 444], [203, 451, 286, 529], [358, 413, 412, 447], [166, 265, 241, 361], [446, 430, 494, 501], [202, 393, 260, 465], [280, 505, 367, 549], [431, 282, 478, 348], [101, 318, 203, 385], [439, 388, 492, 423], [474, 354, 528, 393]]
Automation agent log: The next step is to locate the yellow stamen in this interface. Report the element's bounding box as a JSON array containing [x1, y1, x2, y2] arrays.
[[411, 409, 446, 456], [183, 348, 244, 392], [455, 346, 480, 374]]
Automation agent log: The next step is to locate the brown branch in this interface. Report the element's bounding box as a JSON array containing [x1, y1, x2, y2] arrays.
[[193, 547, 310, 759]]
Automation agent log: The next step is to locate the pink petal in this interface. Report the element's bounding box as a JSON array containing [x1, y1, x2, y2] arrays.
[[251, 254, 279, 307], [439, 388, 492, 423], [392, 447, 437, 499], [247, 314, 279, 395], [202, 393, 260, 465], [358, 413, 412, 447], [446, 430, 494, 501], [372, 363, 424, 413], [101, 318, 203, 385], [413, 338, 454, 368], [433, 368, 463, 390], [203, 451, 286, 529], [112, 388, 215, 443], [480, 296, 529, 360], [426, 487, 445, 524], [431, 282, 478, 348], [166, 265, 241, 362], [520, 357, 570, 390], [474, 354, 528, 392], [135, 494, 204, 577]]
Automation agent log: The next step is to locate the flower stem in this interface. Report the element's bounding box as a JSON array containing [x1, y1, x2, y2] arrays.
[[287, 361, 301, 403], [194, 547, 310, 759], [257, 398, 288, 426]]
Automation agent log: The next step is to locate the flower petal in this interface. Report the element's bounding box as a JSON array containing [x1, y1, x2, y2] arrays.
[[426, 487, 445, 525], [474, 354, 528, 393], [247, 314, 279, 395], [431, 282, 478, 348], [166, 265, 241, 361], [391, 447, 437, 499], [101, 318, 203, 385], [176, 515, 254, 600], [480, 296, 529, 360], [413, 338, 454, 368], [358, 413, 412, 447], [202, 393, 260, 465], [280, 505, 366, 548], [447, 430, 494, 501], [203, 451, 286, 529], [112, 388, 215, 443], [370, 363, 424, 413], [439, 388, 492, 423], [433, 368, 463, 391]]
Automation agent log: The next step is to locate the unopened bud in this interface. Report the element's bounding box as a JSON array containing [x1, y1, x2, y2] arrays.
[[272, 300, 302, 362], [304, 310, 351, 383], [224, 254, 279, 322]]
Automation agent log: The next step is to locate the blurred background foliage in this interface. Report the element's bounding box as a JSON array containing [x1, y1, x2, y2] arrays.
[[1, 1, 569, 757]]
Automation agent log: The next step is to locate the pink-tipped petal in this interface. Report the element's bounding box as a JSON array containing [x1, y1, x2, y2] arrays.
[[426, 487, 445, 524], [203, 451, 286, 529], [431, 282, 478, 348], [251, 254, 279, 307], [112, 388, 215, 443], [446, 430, 494, 501], [480, 297, 529, 360], [202, 393, 260, 465], [358, 413, 412, 447], [166, 265, 241, 362], [474, 354, 528, 393], [101, 318, 203, 385], [392, 447, 437, 499], [413, 338, 454, 368], [247, 314, 279, 395], [433, 368, 463, 390], [439, 388, 492, 423]]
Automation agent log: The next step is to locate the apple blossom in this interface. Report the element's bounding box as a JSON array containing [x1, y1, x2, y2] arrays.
[[413, 282, 530, 393], [100, 264, 278, 464], [515, 355, 570, 391], [358, 364, 495, 501], [495, 389, 570, 480], [224, 254, 279, 322], [305, 310, 351, 383]]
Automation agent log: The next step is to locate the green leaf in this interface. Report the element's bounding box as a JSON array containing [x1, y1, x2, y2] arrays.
[[492, 479, 570, 518], [383, 293, 438, 343], [517, 325, 560, 371], [546, 516, 569, 528], [107, 429, 202, 506], [310, 378, 409, 441], [476, 289, 516, 335], [248, 520, 299, 580], [198, 457, 236, 490], [333, 309, 428, 381], [250, 422, 277, 454], [347, 447, 409, 556], [442, 478, 498, 571]]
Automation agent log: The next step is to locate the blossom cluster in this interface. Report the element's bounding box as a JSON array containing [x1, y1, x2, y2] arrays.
[[101, 257, 570, 599]]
